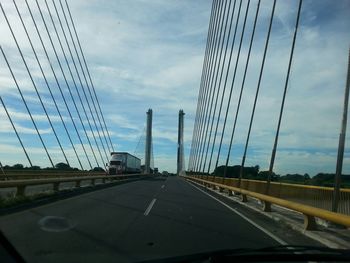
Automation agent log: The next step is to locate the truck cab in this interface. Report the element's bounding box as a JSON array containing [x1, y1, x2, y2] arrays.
[[109, 154, 124, 175]]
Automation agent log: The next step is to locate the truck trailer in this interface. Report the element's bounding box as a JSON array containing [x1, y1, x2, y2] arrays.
[[108, 152, 141, 175]]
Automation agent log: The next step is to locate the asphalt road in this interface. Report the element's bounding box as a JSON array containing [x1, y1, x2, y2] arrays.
[[0, 176, 321, 262]]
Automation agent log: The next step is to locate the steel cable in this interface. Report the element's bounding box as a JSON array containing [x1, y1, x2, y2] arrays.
[[195, 0, 227, 172], [12, 0, 84, 169], [64, 0, 115, 152], [211, 0, 244, 176], [237, 0, 277, 184], [1, 3, 63, 168], [202, 0, 234, 173], [45, 0, 108, 165], [222, 0, 261, 178], [59, 0, 111, 155], [0, 45, 54, 168], [29, 0, 95, 169], [36, 0, 101, 168], [188, 0, 217, 171], [193, 0, 222, 171], [53, 0, 110, 161], [206, 0, 238, 174], [0, 96, 33, 167], [267, 0, 303, 190]]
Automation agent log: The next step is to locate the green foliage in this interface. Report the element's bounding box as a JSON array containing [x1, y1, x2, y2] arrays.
[[91, 167, 105, 172], [12, 164, 24, 169], [0, 191, 55, 209], [212, 165, 259, 178], [54, 162, 71, 170]]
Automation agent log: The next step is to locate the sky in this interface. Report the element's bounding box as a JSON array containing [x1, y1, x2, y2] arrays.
[[0, 0, 349, 176]]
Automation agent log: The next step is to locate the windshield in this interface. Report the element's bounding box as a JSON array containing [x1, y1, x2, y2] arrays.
[[0, 0, 349, 262]]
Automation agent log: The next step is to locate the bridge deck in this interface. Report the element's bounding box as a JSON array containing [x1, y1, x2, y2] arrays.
[[0, 176, 321, 262]]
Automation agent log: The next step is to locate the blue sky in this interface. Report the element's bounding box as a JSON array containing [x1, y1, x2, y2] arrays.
[[0, 0, 349, 175]]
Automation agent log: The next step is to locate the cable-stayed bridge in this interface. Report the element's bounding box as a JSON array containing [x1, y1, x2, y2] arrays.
[[0, 0, 349, 262]]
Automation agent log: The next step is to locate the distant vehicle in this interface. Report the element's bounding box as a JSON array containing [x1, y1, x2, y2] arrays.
[[108, 152, 141, 175]]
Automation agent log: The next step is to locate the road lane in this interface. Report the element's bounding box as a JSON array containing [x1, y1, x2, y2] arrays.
[[0, 176, 320, 262]]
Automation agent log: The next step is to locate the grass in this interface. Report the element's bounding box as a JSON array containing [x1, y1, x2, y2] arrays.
[[0, 191, 55, 209]]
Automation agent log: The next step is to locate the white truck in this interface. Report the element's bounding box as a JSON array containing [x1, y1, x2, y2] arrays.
[[108, 152, 141, 175]]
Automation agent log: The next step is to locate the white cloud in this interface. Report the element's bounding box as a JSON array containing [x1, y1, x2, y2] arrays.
[[0, 0, 349, 175]]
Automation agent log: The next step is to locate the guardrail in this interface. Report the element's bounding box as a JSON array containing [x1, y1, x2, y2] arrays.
[[0, 174, 148, 197], [195, 175, 350, 216], [182, 175, 350, 230], [1, 170, 105, 180]]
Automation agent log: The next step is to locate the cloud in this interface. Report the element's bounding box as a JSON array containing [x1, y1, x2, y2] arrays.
[[0, 0, 349, 174]]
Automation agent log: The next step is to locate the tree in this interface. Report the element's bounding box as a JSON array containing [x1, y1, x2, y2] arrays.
[[55, 162, 71, 170], [91, 167, 104, 172], [12, 164, 24, 169]]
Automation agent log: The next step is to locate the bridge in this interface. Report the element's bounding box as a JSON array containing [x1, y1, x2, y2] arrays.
[[0, 0, 349, 262]]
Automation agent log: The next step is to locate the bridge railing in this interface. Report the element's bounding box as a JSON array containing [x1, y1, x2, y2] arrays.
[[0, 174, 150, 198], [183, 175, 350, 230], [196, 175, 350, 215], [0, 170, 106, 180]]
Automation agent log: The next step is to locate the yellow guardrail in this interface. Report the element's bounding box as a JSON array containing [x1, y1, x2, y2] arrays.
[[193, 175, 350, 215], [0, 174, 149, 197], [183, 175, 350, 230]]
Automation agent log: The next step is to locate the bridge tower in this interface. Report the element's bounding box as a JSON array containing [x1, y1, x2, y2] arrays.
[[145, 109, 153, 174], [177, 109, 185, 176]]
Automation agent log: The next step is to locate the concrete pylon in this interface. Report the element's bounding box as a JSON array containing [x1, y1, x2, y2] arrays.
[[145, 109, 152, 174], [177, 110, 185, 176]]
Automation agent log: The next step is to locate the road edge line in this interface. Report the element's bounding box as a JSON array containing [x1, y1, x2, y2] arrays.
[[185, 179, 287, 245]]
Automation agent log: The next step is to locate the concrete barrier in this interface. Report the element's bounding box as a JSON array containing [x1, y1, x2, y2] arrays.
[[0, 174, 150, 197]]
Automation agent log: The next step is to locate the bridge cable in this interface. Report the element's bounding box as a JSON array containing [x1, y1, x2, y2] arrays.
[[209, 0, 244, 176], [197, 0, 228, 172], [219, 0, 251, 178], [0, 97, 33, 167], [218, 0, 260, 178], [206, 0, 240, 174], [0, 45, 54, 168], [189, 0, 219, 171], [53, 0, 111, 160], [1, 3, 66, 168], [197, 0, 241, 173], [29, 0, 95, 169], [59, 0, 112, 156], [192, 0, 221, 172], [195, 0, 227, 172], [134, 125, 146, 159], [35, 0, 101, 168], [64, 0, 115, 153], [12, 0, 84, 169], [236, 0, 277, 184], [266, 0, 303, 191], [23, 0, 91, 170], [45, 0, 109, 165], [188, 0, 217, 171], [202, 0, 235, 173]]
